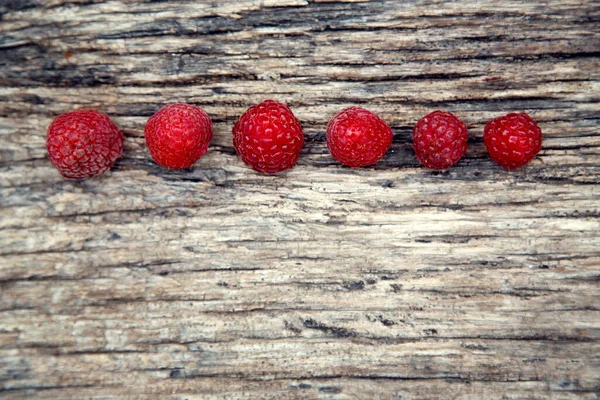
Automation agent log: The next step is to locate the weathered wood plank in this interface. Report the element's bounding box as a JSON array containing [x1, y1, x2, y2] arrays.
[[1, 0, 599, 398]]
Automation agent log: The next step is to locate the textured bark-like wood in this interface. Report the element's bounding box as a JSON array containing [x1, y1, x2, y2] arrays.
[[1, 1, 599, 399]]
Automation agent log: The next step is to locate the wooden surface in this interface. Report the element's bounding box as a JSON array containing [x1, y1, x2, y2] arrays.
[[1, 1, 600, 399]]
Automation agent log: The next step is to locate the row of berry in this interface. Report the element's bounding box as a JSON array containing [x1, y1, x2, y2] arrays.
[[46, 100, 542, 179]]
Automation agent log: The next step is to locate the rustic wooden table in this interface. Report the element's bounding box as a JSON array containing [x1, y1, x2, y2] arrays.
[[1, 1, 599, 399]]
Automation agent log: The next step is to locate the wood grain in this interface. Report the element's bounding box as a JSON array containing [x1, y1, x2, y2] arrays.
[[1, 0, 599, 399]]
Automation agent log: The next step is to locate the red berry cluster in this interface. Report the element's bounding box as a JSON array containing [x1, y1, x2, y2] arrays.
[[145, 103, 213, 170], [233, 100, 304, 174], [47, 110, 124, 179], [46, 101, 542, 179]]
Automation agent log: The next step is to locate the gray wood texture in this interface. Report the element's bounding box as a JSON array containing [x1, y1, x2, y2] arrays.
[[1, 0, 599, 399]]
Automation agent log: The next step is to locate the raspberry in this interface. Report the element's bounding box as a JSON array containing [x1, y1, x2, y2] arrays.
[[233, 100, 304, 174], [484, 112, 542, 170], [145, 103, 213, 169], [412, 110, 468, 170], [326, 107, 393, 167], [46, 110, 124, 179]]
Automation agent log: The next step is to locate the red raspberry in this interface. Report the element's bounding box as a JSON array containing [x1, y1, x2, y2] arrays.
[[145, 103, 213, 169], [412, 111, 468, 170], [326, 107, 393, 167], [484, 112, 542, 170], [233, 100, 304, 174], [46, 110, 124, 179]]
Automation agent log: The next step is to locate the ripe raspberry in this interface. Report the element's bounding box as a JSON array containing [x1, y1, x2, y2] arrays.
[[46, 110, 124, 179], [145, 103, 213, 169], [233, 100, 304, 174], [412, 111, 468, 170], [326, 107, 393, 167], [484, 112, 542, 170]]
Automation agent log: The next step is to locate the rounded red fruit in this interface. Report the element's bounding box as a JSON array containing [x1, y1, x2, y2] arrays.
[[233, 100, 304, 174], [326, 107, 393, 167], [46, 109, 124, 179], [145, 103, 213, 169], [484, 112, 542, 170], [412, 110, 468, 170]]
